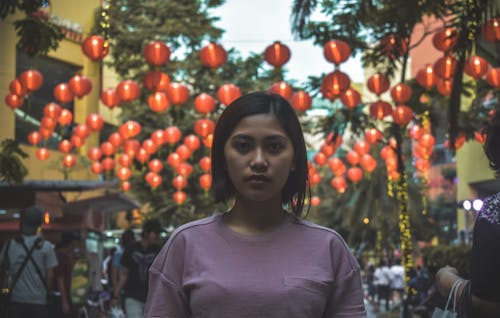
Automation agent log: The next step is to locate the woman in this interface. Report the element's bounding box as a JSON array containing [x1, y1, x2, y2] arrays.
[[436, 109, 500, 317], [144, 92, 366, 317]]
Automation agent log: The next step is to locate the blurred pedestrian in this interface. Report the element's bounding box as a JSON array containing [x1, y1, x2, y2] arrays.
[[112, 220, 162, 318], [0, 205, 58, 318]]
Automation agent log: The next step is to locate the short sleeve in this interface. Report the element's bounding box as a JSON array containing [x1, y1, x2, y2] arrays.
[[322, 237, 366, 317], [43, 241, 58, 269], [144, 232, 189, 318]]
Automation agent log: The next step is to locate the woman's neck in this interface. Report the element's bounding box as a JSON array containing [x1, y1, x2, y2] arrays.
[[224, 198, 287, 235]]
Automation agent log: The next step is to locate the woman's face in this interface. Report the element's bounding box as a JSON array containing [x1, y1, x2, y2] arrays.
[[224, 113, 295, 203]]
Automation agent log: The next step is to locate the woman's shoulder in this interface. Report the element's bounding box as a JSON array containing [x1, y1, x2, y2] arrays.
[[168, 214, 221, 241], [291, 217, 349, 245]]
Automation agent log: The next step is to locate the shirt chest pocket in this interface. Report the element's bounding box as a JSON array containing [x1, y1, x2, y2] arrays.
[[284, 276, 331, 317]]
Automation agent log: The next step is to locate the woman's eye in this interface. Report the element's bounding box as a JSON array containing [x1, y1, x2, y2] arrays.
[[233, 141, 252, 152], [268, 142, 284, 153]]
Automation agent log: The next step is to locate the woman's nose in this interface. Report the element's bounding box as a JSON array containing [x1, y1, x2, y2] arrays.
[[250, 149, 268, 171]]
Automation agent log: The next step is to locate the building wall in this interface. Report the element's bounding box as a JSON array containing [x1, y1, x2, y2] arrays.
[[0, 1, 101, 182]]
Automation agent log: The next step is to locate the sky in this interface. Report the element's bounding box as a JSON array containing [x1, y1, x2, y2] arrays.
[[211, 0, 364, 86]]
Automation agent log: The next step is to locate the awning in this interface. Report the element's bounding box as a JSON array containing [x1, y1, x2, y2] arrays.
[[469, 179, 500, 197]]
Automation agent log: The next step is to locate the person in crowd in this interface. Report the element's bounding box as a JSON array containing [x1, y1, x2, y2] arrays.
[[374, 259, 393, 311], [365, 264, 377, 304], [0, 205, 58, 318], [52, 231, 81, 318], [436, 109, 500, 317], [111, 229, 136, 290], [390, 258, 405, 306], [112, 220, 162, 318], [144, 92, 367, 317]]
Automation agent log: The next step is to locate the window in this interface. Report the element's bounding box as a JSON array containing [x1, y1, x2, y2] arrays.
[[15, 49, 80, 149]]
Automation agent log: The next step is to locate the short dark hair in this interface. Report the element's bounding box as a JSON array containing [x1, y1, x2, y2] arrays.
[[484, 110, 500, 177], [211, 91, 309, 217], [141, 218, 163, 238]]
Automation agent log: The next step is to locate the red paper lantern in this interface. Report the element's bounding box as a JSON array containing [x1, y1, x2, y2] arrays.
[[116, 80, 140, 102], [121, 181, 131, 192], [116, 167, 131, 181], [148, 92, 170, 113], [436, 78, 452, 96], [464, 56, 489, 80], [172, 175, 187, 190], [415, 158, 430, 173], [43, 102, 62, 119], [118, 154, 132, 167], [291, 90, 312, 112], [86, 113, 104, 132], [346, 151, 360, 166], [27, 131, 42, 146], [167, 152, 181, 168], [328, 158, 345, 176], [367, 73, 390, 96], [54, 83, 74, 104], [91, 161, 103, 175], [483, 18, 500, 43], [322, 70, 350, 98], [123, 140, 140, 157], [73, 124, 90, 139], [119, 121, 142, 139], [63, 154, 77, 168], [100, 88, 121, 109], [353, 141, 370, 155], [264, 41, 291, 67], [325, 132, 343, 148], [432, 28, 458, 52], [474, 131, 486, 144], [486, 68, 500, 89], [409, 125, 424, 140], [164, 126, 182, 145], [217, 84, 241, 106], [69, 74, 92, 97], [365, 128, 383, 145], [87, 147, 102, 161], [194, 93, 216, 114], [392, 105, 413, 126], [39, 127, 53, 140], [142, 139, 157, 154], [41, 117, 57, 130], [268, 81, 293, 100], [199, 42, 227, 68], [148, 159, 163, 173], [416, 65, 436, 90], [9, 79, 27, 96], [176, 162, 193, 177], [36, 147, 50, 161], [199, 156, 211, 172], [346, 167, 363, 183], [419, 133, 436, 148], [58, 140, 73, 153], [433, 55, 457, 79], [193, 119, 215, 138], [203, 134, 213, 148], [380, 34, 408, 59], [82, 35, 109, 61], [313, 152, 327, 166], [4, 94, 23, 109], [360, 154, 377, 173], [340, 87, 361, 109], [369, 100, 393, 119], [176, 144, 192, 161], [309, 173, 321, 185], [143, 71, 170, 92], [390, 83, 412, 104], [320, 143, 336, 157], [146, 173, 162, 189], [184, 134, 201, 151], [144, 41, 171, 66], [151, 130, 166, 146], [166, 82, 189, 105], [173, 191, 187, 205], [323, 40, 351, 65], [331, 176, 347, 193], [70, 135, 84, 149], [102, 157, 116, 171], [19, 69, 43, 92], [100, 141, 116, 156], [108, 132, 123, 148], [136, 148, 150, 163], [199, 174, 212, 191], [58, 109, 73, 126], [380, 145, 396, 161]]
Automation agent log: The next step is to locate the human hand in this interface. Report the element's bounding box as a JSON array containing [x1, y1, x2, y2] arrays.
[[436, 266, 461, 296]]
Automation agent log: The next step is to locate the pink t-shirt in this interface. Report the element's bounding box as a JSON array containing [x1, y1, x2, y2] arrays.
[[145, 213, 366, 317]]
